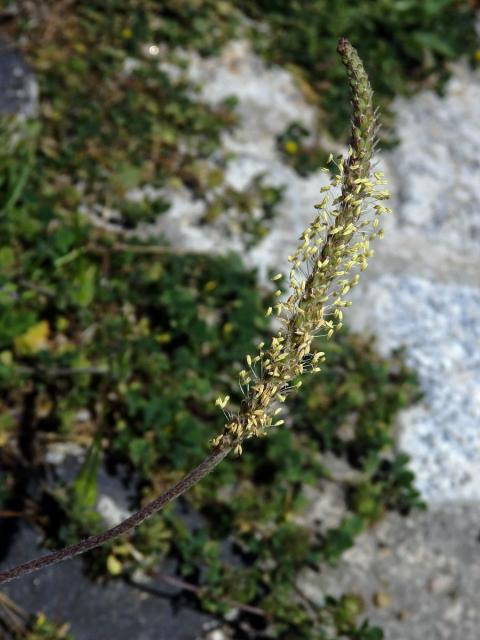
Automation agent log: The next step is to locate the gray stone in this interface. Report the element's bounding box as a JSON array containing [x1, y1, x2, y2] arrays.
[[303, 502, 480, 640], [349, 275, 480, 503], [0, 527, 210, 640], [0, 39, 38, 117]]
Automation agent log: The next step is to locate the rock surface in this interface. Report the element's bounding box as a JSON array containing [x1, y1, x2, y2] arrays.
[[0, 522, 210, 640], [0, 38, 38, 117], [0, 456, 212, 640], [314, 501, 480, 640], [350, 275, 480, 503]]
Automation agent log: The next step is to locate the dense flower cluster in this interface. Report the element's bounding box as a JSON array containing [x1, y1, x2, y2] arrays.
[[213, 39, 391, 454]]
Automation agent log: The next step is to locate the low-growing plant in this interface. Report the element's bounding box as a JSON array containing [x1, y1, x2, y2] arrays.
[[0, 594, 73, 640], [7, 0, 478, 229], [237, 0, 478, 138]]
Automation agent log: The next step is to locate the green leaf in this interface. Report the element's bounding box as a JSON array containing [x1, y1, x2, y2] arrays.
[[73, 437, 102, 508], [71, 264, 97, 307]]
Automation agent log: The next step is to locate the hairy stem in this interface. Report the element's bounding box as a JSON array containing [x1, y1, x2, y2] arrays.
[[0, 446, 230, 585]]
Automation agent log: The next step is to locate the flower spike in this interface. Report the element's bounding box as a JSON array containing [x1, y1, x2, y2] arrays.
[[213, 39, 390, 452]]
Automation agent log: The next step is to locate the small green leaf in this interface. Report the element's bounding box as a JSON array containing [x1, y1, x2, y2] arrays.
[[71, 264, 97, 307]]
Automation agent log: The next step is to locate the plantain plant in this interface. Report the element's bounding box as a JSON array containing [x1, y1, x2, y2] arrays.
[[0, 37, 389, 582], [0, 34, 425, 640]]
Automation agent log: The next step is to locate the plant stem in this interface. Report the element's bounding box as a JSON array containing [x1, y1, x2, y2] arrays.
[[143, 571, 268, 618], [0, 446, 231, 585]]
